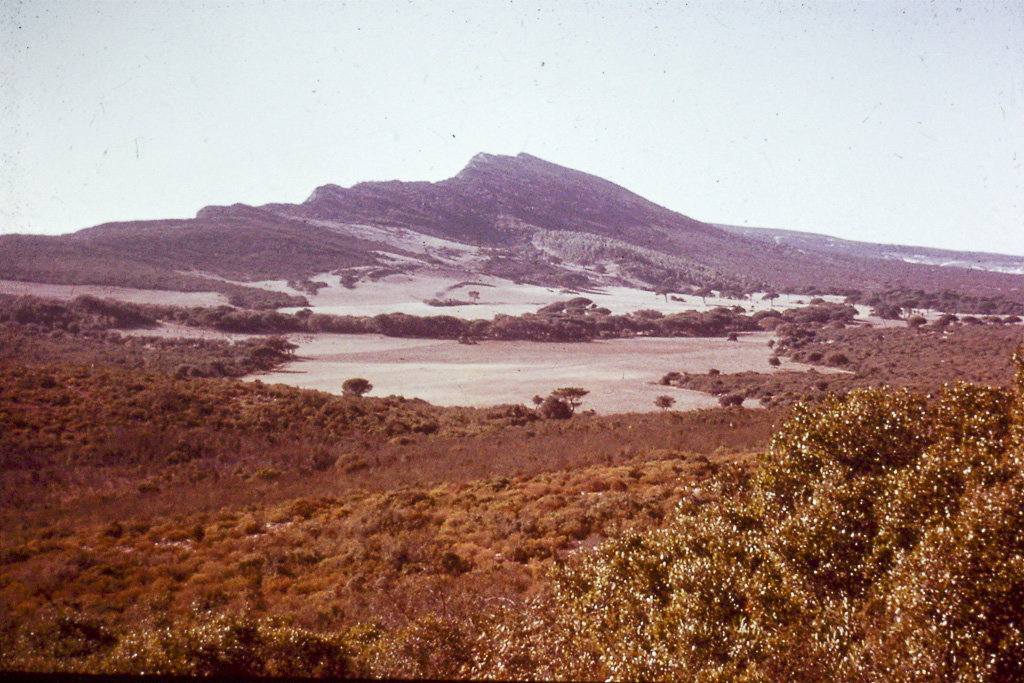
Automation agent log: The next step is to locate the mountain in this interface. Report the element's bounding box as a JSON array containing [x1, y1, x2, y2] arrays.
[[1, 153, 1021, 302], [716, 224, 1024, 275]]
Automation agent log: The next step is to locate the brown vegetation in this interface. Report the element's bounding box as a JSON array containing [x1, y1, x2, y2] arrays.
[[2, 282, 1021, 679], [666, 317, 1021, 407]]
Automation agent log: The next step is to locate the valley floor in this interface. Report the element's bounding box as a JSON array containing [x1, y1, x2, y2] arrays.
[[247, 331, 837, 413]]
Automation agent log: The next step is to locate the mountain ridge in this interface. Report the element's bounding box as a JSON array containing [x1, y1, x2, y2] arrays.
[[716, 223, 1024, 275], [1, 152, 1021, 301]]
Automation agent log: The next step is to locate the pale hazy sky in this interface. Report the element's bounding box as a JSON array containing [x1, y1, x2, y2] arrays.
[[2, 0, 1022, 255]]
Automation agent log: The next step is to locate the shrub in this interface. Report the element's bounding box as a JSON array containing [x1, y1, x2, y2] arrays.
[[545, 348, 1024, 682], [538, 396, 573, 420], [718, 393, 744, 407], [94, 612, 361, 677]]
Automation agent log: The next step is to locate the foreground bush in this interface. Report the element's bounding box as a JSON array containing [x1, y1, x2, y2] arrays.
[[8, 610, 362, 678], [545, 350, 1023, 682]]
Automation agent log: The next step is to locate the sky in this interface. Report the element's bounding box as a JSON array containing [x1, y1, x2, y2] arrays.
[[2, 0, 1022, 255]]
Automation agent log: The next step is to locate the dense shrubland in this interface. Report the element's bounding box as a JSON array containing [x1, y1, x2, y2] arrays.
[[1, 351, 774, 676], [3, 352, 1020, 679], [1, 296, 299, 379], [3, 292, 772, 341], [848, 286, 1024, 317], [6, 291, 1015, 349], [3, 286, 1022, 679], [666, 310, 1021, 407], [537, 360, 1024, 681]]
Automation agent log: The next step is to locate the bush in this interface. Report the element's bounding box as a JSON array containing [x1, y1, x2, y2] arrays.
[[546, 348, 1024, 681], [718, 393, 744, 407], [907, 315, 927, 329], [538, 396, 573, 420]]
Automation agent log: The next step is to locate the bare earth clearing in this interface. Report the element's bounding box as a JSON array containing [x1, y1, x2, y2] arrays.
[[7, 273, 861, 413], [2, 272, 858, 319], [288, 270, 853, 319], [0, 279, 229, 306], [249, 331, 836, 414]]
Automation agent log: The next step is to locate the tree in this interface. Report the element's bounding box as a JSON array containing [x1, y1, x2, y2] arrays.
[[550, 387, 589, 414], [907, 315, 927, 331], [263, 335, 298, 355], [655, 395, 676, 411], [763, 291, 779, 308], [538, 395, 574, 420], [341, 377, 373, 397], [872, 303, 903, 320], [467, 290, 480, 303]]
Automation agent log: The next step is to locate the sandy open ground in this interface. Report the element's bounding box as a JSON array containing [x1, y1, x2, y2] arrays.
[[249, 331, 829, 414], [2, 271, 856, 320], [8, 272, 860, 413], [286, 271, 852, 320], [0, 280, 228, 307]]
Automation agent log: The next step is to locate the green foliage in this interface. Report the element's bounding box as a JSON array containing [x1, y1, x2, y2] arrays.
[[548, 353, 1024, 681], [9, 610, 362, 677]]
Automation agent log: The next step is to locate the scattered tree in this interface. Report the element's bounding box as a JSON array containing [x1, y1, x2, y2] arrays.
[[341, 377, 373, 397], [655, 395, 676, 411], [550, 387, 589, 415], [538, 395, 573, 420]]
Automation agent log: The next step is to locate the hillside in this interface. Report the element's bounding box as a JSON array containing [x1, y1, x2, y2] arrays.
[[1, 153, 1021, 301], [717, 223, 1024, 275]]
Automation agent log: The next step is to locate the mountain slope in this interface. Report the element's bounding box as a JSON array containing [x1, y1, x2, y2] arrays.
[[1, 153, 1021, 302], [717, 223, 1024, 275]]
